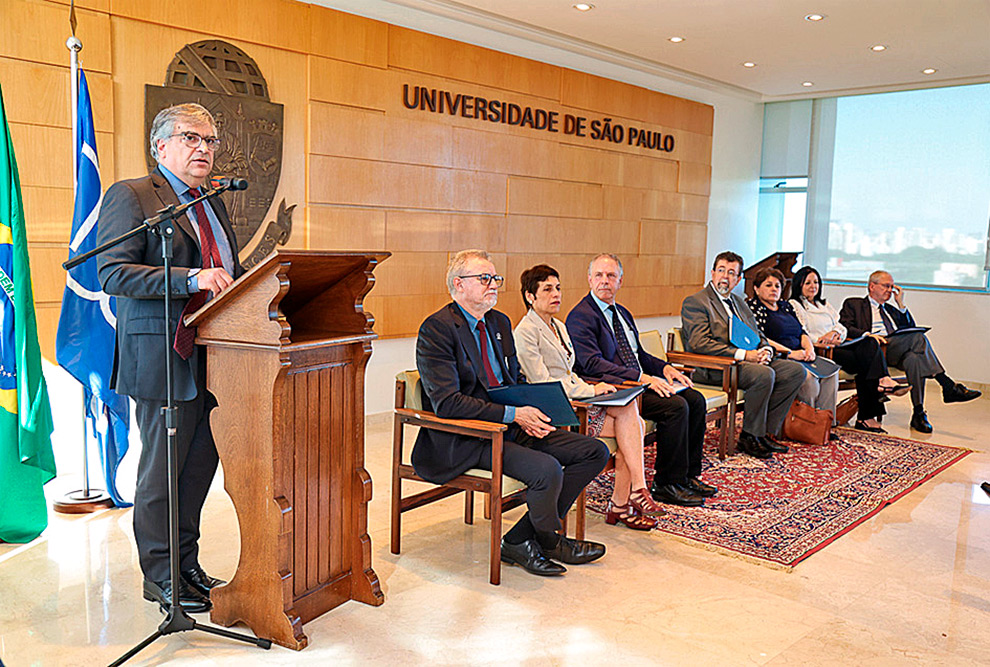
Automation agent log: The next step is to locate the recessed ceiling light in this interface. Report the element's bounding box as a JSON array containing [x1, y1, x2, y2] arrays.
[[922, 68, 938, 75], [742, 62, 756, 68], [804, 13, 826, 21], [870, 44, 888, 52], [668, 36, 685, 43], [572, 3, 594, 10], [802, 81, 814, 87]]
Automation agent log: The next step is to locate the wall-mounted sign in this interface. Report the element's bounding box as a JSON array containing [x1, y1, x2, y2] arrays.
[[402, 84, 675, 153], [145, 40, 294, 268]]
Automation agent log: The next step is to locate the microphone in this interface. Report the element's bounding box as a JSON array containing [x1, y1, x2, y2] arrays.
[[210, 177, 249, 191]]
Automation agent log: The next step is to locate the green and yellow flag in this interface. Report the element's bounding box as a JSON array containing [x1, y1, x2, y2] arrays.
[[0, 82, 56, 543]]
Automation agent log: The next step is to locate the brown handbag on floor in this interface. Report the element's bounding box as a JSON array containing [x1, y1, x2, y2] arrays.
[[781, 400, 832, 445]]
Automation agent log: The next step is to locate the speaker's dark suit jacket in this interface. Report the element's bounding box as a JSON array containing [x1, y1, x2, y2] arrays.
[[838, 296, 916, 339], [564, 293, 668, 383], [412, 303, 522, 484], [96, 168, 243, 402]]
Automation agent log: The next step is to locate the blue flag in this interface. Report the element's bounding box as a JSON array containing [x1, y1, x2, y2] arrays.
[[55, 70, 131, 508], [1, 82, 56, 543]]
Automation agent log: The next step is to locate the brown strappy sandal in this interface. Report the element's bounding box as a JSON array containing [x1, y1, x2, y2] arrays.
[[605, 500, 658, 531], [628, 487, 667, 516]]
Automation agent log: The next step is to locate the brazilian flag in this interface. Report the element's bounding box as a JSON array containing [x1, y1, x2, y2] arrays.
[[0, 82, 56, 543]]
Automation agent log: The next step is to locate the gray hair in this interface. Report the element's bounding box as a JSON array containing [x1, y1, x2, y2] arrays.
[[588, 253, 623, 277], [868, 270, 891, 284], [149, 103, 217, 161], [446, 249, 491, 297]]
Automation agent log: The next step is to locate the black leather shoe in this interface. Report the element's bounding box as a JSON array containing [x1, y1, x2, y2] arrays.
[[854, 420, 887, 434], [685, 477, 717, 497], [761, 435, 789, 454], [143, 577, 211, 614], [500, 538, 566, 576], [542, 535, 606, 565], [736, 432, 772, 459], [943, 383, 981, 404], [910, 410, 933, 433], [650, 482, 705, 507], [182, 566, 226, 598]]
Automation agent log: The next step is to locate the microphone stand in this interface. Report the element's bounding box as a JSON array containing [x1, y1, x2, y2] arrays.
[[64, 183, 272, 665]]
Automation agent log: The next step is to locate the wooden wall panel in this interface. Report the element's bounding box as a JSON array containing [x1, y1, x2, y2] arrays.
[[308, 5, 388, 68], [9, 0, 713, 354], [388, 27, 560, 100]]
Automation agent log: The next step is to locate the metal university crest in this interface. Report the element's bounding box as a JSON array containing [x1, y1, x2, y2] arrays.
[[145, 39, 294, 268]]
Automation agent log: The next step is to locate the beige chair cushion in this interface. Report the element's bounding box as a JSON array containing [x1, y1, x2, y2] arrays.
[[666, 328, 744, 401], [596, 436, 619, 455], [396, 369, 526, 493], [639, 329, 666, 360]]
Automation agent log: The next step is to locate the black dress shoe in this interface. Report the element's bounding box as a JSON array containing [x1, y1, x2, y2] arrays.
[[182, 566, 226, 598], [761, 435, 789, 454], [500, 538, 566, 576], [542, 535, 606, 565], [943, 383, 981, 404], [143, 577, 211, 614], [854, 420, 887, 434], [736, 432, 772, 459], [685, 477, 718, 497], [650, 482, 705, 507], [910, 410, 933, 433]]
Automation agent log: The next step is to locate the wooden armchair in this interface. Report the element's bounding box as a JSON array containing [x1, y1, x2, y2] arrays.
[[391, 370, 527, 585], [662, 328, 742, 459]]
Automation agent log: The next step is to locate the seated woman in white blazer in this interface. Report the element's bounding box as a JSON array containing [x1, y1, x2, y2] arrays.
[[513, 264, 665, 531]]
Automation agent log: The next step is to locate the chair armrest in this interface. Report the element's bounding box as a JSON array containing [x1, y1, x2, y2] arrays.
[[394, 407, 508, 438], [813, 343, 837, 359], [665, 351, 738, 370]]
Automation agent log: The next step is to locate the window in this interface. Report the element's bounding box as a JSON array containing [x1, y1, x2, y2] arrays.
[[823, 84, 990, 289], [756, 177, 807, 261]]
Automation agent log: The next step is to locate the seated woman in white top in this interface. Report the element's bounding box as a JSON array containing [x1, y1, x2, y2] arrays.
[[513, 265, 664, 530], [789, 265, 907, 433]]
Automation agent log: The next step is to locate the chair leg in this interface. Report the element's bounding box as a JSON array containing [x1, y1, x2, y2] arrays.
[[391, 418, 403, 555], [464, 490, 474, 525], [483, 493, 491, 520], [575, 488, 587, 541], [489, 490, 502, 586], [718, 416, 728, 461]]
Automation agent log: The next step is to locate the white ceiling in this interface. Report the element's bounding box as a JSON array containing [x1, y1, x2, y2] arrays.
[[324, 0, 990, 101]]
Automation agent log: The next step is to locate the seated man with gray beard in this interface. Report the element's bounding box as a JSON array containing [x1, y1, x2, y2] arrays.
[[680, 251, 807, 459]]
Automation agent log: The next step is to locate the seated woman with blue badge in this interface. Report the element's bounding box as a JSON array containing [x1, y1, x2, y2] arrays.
[[746, 267, 839, 428], [788, 266, 907, 434], [513, 264, 665, 531]]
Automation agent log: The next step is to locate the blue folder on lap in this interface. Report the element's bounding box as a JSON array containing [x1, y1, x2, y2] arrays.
[[729, 313, 762, 351], [488, 381, 580, 427]]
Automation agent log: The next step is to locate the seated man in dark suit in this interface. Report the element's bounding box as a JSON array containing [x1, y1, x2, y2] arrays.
[[566, 253, 715, 507], [839, 270, 980, 433], [413, 249, 610, 577], [680, 251, 806, 459]]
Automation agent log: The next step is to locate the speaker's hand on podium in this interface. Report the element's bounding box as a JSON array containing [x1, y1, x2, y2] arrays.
[[199, 267, 234, 296]]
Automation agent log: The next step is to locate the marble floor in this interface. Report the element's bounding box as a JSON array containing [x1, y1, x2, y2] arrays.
[[2, 395, 989, 666]]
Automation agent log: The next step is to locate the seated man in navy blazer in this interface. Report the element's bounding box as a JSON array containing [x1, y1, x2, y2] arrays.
[[839, 270, 980, 433], [566, 253, 715, 507], [413, 249, 610, 577]]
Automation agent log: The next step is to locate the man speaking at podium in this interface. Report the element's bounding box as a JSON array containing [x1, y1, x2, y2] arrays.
[[97, 103, 243, 614]]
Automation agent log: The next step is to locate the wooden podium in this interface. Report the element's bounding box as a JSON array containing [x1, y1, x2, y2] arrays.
[[186, 250, 388, 650]]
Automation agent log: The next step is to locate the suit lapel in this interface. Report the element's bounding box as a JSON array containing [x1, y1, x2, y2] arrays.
[[151, 169, 200, 249], [585, 293, 618, 347]]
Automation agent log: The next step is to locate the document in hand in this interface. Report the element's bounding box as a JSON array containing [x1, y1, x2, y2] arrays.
[[888, 326, 931, 336], [799, 356, 841, 379], [581, 384, 646, 407], [487, 382, 579, 427]]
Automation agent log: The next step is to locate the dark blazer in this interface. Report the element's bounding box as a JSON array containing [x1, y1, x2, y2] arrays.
[[839, 296, 916, 339], [96, 168, 243, 402], [565, 293, 668, 383], [412, 303, 523, 484]]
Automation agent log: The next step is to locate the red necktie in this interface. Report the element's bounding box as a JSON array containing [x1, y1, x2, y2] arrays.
[[173, 188, 223, 360], [476, 320, 501, 387]]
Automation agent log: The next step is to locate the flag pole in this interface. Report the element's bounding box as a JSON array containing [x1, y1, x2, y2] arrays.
[[53, 20, 114, 514]]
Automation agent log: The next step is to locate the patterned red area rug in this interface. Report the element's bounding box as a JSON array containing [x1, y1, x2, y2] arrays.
[[584, 423, 971, 568]]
